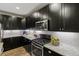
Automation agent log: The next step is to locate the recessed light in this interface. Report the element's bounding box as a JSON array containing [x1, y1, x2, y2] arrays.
[[32, 12, 41, 18], [16, 7, 20, 10]]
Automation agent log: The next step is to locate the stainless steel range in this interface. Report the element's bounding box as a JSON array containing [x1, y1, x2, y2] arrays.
[[31, 34, 50, 56]]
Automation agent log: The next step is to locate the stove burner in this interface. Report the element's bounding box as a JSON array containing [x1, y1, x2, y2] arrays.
[[32, 38, 50, 46]]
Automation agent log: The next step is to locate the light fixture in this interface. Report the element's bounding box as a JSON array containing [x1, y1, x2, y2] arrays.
[[32, 12, 41, 18], [49, 3, 61, 12], [16, 7, 20, 10]]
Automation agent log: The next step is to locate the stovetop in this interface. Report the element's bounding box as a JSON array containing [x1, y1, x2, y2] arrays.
[[32, 38, 50, 46]]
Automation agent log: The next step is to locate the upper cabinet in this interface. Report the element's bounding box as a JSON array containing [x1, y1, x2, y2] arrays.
[[48, 4, 63, 31], [21, 18, 26, 29], [0, 15, 11, 30], [0, 14, 25, 30], [26, 16, 40, 29], [25, 4, 63, 31], [9, 17, 23, 30], [1, 3, 79, 32], [62, 3, 79, 32], [48, 3, 79, 32]]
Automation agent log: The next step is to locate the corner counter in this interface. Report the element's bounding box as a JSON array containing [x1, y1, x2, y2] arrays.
[[44, 43, 79, 56]]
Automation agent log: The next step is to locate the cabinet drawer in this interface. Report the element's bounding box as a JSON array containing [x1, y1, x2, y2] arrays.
[[43, 47, 62, 56]]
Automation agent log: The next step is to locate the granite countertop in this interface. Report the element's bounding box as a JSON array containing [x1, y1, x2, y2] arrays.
[[44, 43, 79, 56], [22, 34, 36, 40]]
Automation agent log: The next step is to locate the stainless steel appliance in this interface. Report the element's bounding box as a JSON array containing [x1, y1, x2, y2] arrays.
[[31, 35, 50, 56], [35, 20, 48, 30], [31, 41, 43, 56]]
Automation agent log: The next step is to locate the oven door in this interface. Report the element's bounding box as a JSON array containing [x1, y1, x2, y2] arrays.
[[31, 42, 43, 56]]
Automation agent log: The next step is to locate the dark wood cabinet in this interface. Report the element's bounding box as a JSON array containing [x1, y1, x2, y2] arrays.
[[26, 16, 39, 29], [1, 3, 78, 32], [2, 37, 31, 51], [62, 3, 79, 32], [25, 4, 63, 31], [21, 18, 26, 29], [0, 14, 25, 30], [37, 4, 63, 31], [43, 47, 62, 56], [41, 3, 79, 32], [13, 17, 23, 29], [49, 3, 79, 32], [48, 9, 63, 31], [9, 17, 23, 30], [0, 15, 11, 30]]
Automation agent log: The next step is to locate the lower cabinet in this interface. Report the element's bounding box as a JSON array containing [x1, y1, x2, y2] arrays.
[[43, 47, 62, 56], [2, 36, 31, 52]]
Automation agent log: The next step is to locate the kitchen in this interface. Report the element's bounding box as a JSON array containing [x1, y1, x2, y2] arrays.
[[0, 3, 79, 56]]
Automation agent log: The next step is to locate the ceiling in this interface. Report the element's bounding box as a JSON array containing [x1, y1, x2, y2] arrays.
[[0, 3, 48, 16]]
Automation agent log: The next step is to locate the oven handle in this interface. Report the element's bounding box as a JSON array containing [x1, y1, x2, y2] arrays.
[[31, 43, 43, 50], [32, 42, 42, 47]]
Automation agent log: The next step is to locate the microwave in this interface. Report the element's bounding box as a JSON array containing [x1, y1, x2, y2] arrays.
[[35, 20, 48, 30]]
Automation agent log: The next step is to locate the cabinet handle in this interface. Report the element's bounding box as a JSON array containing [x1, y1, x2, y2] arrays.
[[48, 50, 52, 54], [60, 28, 64, 31]]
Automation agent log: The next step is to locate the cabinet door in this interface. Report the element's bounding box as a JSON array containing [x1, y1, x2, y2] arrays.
[[3, 38, 11, 51], [21, 18, 26, 29], [62, 3, 79, 32], [43, 47, 62, 56], [48, 4, 63, 31], [2, 37, 20, 51], [15, 17, 22, 29], [26, 16, 38, 29], [10, 17, 17, 29], [2, 37, 31, 51], [0, 15, 11, 30], [8, 17, 23, 30], [0, 14, 24, 30]]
